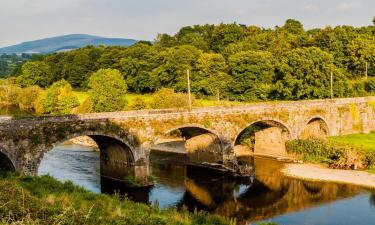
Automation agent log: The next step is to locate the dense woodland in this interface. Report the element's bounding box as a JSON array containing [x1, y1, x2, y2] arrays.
[[0, 19, 375, 113]]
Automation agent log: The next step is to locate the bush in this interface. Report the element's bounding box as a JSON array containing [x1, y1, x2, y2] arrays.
[[286, 138, 344, 164], [150, 88, 194, 109], [17, 85, 41, 109], [74, 97, 95, 114], [286, 138, 375, 170], [128, 97, 148, 110], [34, 80, 79, 114]]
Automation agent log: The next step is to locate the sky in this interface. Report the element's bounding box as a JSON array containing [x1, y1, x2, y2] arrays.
[[0, 0, 374, 47]]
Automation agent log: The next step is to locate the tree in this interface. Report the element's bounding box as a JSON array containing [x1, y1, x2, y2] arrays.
[[346, 35, 375, 77], [19, 61, 52, 87], [34, 79, 79, 114], [88, 69, 127, 112], [210, 23, 245, 52], [151, 45, 202, 92], [281, 19, 305, 34], [273, 47, 349, 100], [228, 51, 275, 101], [17, 86, 41, 109], [120, 43, 160, 93], [196, 53, 231, 99]]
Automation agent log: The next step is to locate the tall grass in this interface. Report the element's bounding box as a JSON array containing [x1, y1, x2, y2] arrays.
[[0, 172, 234, 225]]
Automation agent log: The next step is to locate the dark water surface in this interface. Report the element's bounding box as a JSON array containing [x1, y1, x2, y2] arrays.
[[38, 144, 375, 225]]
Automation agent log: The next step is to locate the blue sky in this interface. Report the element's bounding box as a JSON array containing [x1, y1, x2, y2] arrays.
[[0, 0, 374, 47]]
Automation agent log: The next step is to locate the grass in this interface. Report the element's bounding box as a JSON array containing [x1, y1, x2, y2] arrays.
[[0, 172, 235, 225], [329, 131, 375, 152]]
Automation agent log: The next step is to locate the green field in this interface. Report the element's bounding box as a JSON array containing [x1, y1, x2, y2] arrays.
[[329, 132, 375, 152]]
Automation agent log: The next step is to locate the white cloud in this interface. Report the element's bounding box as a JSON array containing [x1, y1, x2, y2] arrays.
[[337, 1, 362, 11]]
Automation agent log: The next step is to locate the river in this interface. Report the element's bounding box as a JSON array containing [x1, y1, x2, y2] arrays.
[[38, 144, 375, 225]]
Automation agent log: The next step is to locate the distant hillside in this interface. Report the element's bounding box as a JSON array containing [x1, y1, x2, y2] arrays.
[[0, 34, 138, 54]]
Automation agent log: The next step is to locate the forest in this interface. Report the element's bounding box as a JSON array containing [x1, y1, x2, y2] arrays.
[[0, 18, 374, 114]]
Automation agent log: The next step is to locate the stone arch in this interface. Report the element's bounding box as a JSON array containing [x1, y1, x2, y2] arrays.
[[234, 120, 291, 157], [152, 124, 225, 165], [0, 149, 15, 172], [301, 116, 329, 139], [36, 130, 140, 182]]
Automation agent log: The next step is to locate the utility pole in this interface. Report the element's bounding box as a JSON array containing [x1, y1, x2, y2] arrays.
[[330, 71, 333, 99], [187, 69, 192, 112], [365, 61, 368, 80]]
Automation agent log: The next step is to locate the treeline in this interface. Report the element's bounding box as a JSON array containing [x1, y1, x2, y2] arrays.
[[8, 19, 375, 102], [0, 54, 31, 78]]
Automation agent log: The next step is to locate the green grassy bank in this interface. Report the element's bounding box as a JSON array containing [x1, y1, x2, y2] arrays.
[[286, 132, 375, 172], [0, 172, 234, 225]]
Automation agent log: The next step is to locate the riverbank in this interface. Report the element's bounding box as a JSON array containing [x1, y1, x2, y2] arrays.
[[282, 163, 375, 189], [0, 172, 233, 225]]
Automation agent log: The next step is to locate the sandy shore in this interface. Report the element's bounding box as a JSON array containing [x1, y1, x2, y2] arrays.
[[282, 163, 375, 189]]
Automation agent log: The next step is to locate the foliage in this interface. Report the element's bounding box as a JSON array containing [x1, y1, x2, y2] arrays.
[[1, 19, 375, 107], [150, 88, 193, 109], [127, 97, 148, 110], [287, 133, 375, 170], [18, 61, 53, 87], [88, 69, 128, 112], [273, 47, 349, 100], [0, 173, 233, 225], [195, 53, 231, 99], [17, 85, 41, 109], [34, 80, 79, 114], [228, 51, 274, 101]]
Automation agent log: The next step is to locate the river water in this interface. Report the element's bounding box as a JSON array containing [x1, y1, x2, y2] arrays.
[[39, 144, 375, 225]]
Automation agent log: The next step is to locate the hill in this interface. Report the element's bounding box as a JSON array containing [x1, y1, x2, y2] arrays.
[[0, 34, 138, 54]]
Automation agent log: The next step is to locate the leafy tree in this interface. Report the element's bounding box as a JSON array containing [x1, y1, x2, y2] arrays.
[[273, 47, 349, 100], [74, 97, 94, 114], [281, 19, 305, 34], [346, 35, 375, 77], [196, 53, 231, 99], [88, 69, 127, 112], [228, 51, 275, 101], [154, 34, 177, 48], [17, 86, 41, 109], [210, 23, 245, 52], [19, 61, 52, 87], [0, 79, 21, 105], [151, 45, 202, 92], [34, 79, 79, 114], [120, 43, 160, 93]]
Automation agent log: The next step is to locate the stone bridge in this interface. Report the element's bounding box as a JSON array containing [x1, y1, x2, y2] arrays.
[[0, 97, 374, 182]]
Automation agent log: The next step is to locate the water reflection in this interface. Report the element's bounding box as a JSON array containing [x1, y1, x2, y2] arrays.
[[39, 144, 375, 225]]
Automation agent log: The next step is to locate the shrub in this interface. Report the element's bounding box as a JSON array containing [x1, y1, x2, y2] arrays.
[[128, 97, 148, 110], [17, 85, 41, 109], [34, 80, 79, 114], [150, 88, 194, 109]]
